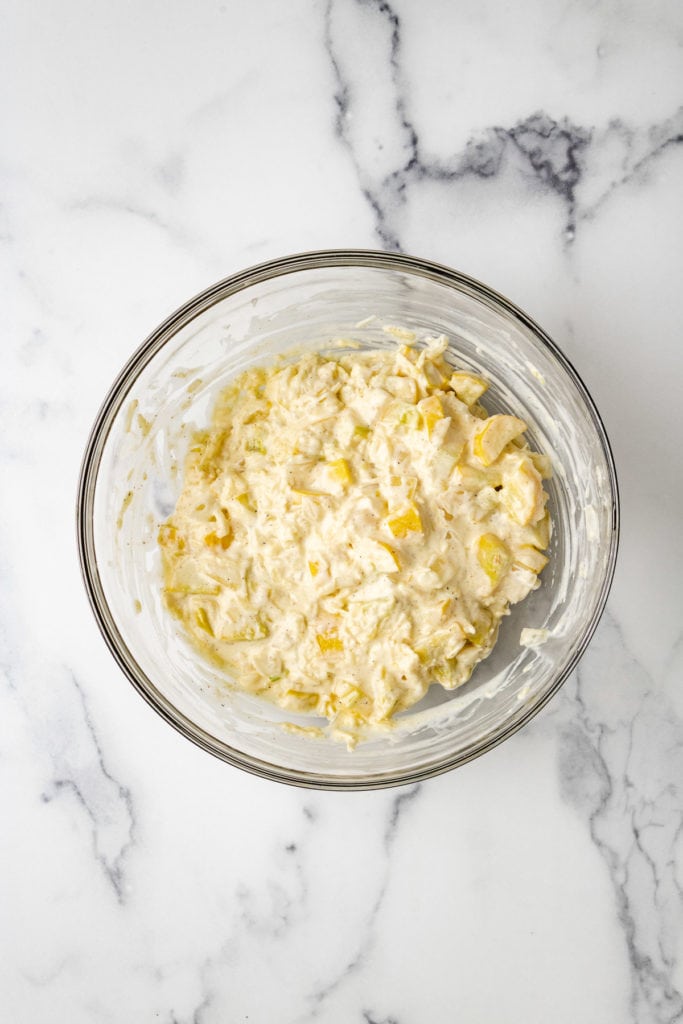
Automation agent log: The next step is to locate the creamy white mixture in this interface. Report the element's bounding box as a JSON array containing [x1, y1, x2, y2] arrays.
[[160, 338, 551, 741]]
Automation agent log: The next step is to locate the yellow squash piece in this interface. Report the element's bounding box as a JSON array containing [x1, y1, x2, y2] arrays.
[[502, 458, 546, 526], [399, 406, 422, 429], [449, 371, 489, 406], [327, 458, 353, 486], [473, 415, 527, 466], [432, 658, 464, 688], [529, 451, 553, 480], [432, 449, 457, 485], [284, 690, 319, 710], [418, 395, 444, 435], [316, 631, 344, 653], [308, 560, 319, 577], [528, 511, 551, 549], [204, 528, 233, 550], [194, 607, 214, 636], [477, 533, 511, 586], [455, 464, 502, 491], [375, 541, 401, 571], [386, 503, 423, 538], [335, 684, 364, 708], [235, 492, 256, 512], [458, 609, 495, 648], [515, 546, 549, 573]]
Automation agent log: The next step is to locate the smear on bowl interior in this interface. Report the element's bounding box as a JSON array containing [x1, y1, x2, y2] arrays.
[[159, 337, 552, 745]]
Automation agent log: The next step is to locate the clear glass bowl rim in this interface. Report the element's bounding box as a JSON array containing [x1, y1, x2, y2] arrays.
[[76, 248, 620, 790]]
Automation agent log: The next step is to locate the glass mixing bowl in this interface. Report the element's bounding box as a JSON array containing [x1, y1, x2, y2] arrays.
[[77, 250, 619, 789]]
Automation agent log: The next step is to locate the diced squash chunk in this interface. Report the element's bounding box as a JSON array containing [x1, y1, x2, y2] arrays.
[[327, 458, 353, 486], [473, 415, 527, 466], [418, 395, 444, 435], [399, 406, 422, 429], [463, 609, 495, 647], [308, 560, 319, 577], [529, 451, 553, 479], [336, 684, 364, 708], [502, 457, 546, 525], [316, 631, 344, 653], [235, 492, 256, 512], [375, 541, 401, 571], [385, 375, 418, 403], [204, 528, 233, 550], [432, 449, 457, 484], [449, 371, 489, 405], [528, 510, 551, 550], [432, 658, 466, 689], [194, 607, 214, 636], [515, 546, 549, 573], [455, 464, 502, 490], [477, 533, 511, 586], [386, 503, 423, 538], [424, 360, 447, 388]]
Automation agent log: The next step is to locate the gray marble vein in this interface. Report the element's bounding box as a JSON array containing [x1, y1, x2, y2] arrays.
[[304, 784, 423, 1020], [39, 671, 137, 902], [162, 787, 423, 1024], [324, 0, 415, 251], [579, 106, 683, 222], [324, 0, 683, 249], [558, 613, 683, 1023], [171, 802, 319, 1024], [1, 612, 138, 903], [69, 195, 193, 250]]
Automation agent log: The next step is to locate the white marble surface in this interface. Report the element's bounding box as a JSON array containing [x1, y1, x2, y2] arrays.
[[3, 1, 683, 1020]]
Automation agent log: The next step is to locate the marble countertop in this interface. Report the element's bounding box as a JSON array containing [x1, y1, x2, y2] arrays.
[[4, 1, 683, 1021]]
